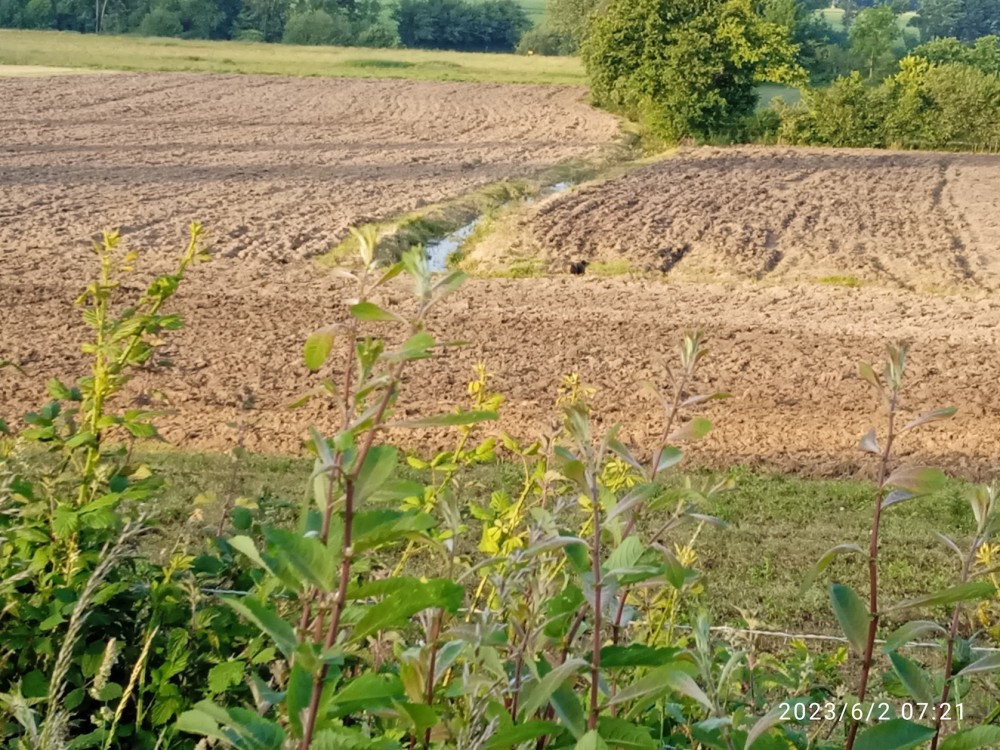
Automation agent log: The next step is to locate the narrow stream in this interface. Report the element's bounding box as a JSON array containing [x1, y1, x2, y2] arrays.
[[425, 181, 574, 272]]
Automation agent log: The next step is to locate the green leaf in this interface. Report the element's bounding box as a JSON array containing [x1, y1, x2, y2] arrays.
[[208, 661, 245, 695], [854, 719, 935, 750], [222, 597, 297, 659], [744, 706, 788, 750], [610, 663, 710, 711], [351, 579, 462, 642], [655, 446, 683, 474], [265, 528, 335, 591], [517, 658, 588, 721], [596, 717, 655, 749], [599, 645, 678, 669], [285, 661, 312, 737], [331, 673, 404, 714], [939, 726, 1000, 749], [830, 583, 869, 655], [175, 708, 227, 742], [604, 537, 646, 576], [889, 652, 935, 703], [395, 701, 438, 735], [231, 507, 253, 532], [858, 361, 881, 390], [544, 585, 585, 639], [350, 301, 399, 322], [886, 581, 995, 612], [885, 466, 947, 495], [883, 621, 949, 653], [956, 651, 1000, 677], [353, 445, 398, 504], [304, 328, 336, 371], [389, 410, 498, 428], [575, 730, 610, 750], [667, 417, 712, 443], [483, 721, 563, 750], [563, 538, 590, 574], [800, 544, 865, 593], [227, 535, 271, 573], [352, 510, 437, 553], [550, 683, 587, 740], [384, 331, 435, 361]]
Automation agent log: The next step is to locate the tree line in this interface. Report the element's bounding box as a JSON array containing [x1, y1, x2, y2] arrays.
[[0, 0, 531, 52]]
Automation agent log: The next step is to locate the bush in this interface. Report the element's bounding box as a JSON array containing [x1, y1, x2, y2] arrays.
[[583, 0, 804, 143], [516, 25, 576, 55], [139, 6, 183, 36], [393, 0, 531, 52], [776, 54, 1000, 150], [352, 18, 400, 48], [233, 27, 264, 41], [282, 8, 349, 45]]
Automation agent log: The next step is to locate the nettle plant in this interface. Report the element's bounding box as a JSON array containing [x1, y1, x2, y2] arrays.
[[178, 236, 820, 750], [805, 344, 1000, 750]]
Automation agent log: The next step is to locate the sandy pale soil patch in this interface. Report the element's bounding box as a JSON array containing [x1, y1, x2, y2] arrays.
[[0, 65, 113, 77], [2, 87, 999, 477], [465, 146, 1000, 292]]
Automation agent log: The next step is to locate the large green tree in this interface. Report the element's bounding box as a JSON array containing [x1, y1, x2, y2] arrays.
[[916, 0, 962, 39], [582, 0, 802, 142], [849, 4, 901, 78]]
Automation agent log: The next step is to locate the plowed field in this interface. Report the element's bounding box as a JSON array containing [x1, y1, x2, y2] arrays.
[[3, 79, 1000, 478], [467, 147, 1000, 291]]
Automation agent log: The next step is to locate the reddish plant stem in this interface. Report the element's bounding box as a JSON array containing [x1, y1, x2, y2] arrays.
[[931, 548, 976, 750], [300, 480, 355, 750], [845, 394, 897, 750], [589, 481, 602, 732], [300, 355, 407, 750], [423, 609, 443, 748]]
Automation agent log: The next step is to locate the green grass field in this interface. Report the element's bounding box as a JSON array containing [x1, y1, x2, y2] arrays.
[[147, 449, 978, 638], [0, 29, 584, 85]]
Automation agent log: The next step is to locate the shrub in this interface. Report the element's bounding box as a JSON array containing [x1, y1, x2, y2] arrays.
[[233, 27, 264, 41], [282, 9, 349, 46], [582, 0, 804, 143], [0, 227, 263, 750], [393, 0, 530, 52], [516, 25, 576, 56], [777, 54, 1000, 150], [139, 6, 183, 36]]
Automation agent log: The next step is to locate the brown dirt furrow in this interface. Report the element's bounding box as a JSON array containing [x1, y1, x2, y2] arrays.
[[4, 82, 1000, 478], [468, 146, 1000, 292], [0, 73, 621, 280], [4, 273, 1000, 479]]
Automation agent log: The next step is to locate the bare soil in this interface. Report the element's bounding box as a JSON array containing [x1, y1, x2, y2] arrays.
[[465, 146, 1000, 292], [3, 83, 1000, 478]]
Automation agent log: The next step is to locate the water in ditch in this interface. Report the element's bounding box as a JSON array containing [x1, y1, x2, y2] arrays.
[[425, 181, 574, 273]]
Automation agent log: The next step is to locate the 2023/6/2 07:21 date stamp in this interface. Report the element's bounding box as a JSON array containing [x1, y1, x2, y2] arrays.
[[779, 701, 964, 723]]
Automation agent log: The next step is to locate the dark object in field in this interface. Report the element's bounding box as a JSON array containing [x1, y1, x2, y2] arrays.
[[658, 243, 691, 273], [569, 260, 590, 275]]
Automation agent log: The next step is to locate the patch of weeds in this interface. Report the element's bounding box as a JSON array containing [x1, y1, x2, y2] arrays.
[[343, 58, 416, 69], [588, 259, 636, 276], [817, 274, 862, 288]]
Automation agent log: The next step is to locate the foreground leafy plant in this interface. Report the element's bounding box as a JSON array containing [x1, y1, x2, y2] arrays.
[[0, 225, 263, 749], [806, 344, 998, 750]]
